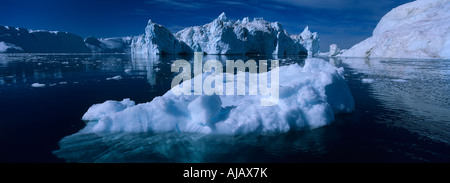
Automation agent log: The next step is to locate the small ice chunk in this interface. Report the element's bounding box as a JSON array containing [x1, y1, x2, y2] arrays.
[[31, 83, 45, 88], [124, 69, 132, 73], [59, 81, 67, 85], [391, 79, 407, 82], [362, 78, 374, 83], [106, 75, 122, 80]]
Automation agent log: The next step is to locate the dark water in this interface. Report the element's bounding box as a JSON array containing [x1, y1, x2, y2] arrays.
[[0, 53, 449, 162]]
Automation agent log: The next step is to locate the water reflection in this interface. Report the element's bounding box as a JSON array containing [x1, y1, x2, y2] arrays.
[[0, 53, 304, 89], [338, 57, 450, 143], [0, 54, 164, 88]]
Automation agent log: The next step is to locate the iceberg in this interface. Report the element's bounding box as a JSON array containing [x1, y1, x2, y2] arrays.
[[132, 13, 320, 56], [85, 36, 133, 53], [329, 44, 341, 57], [175, 13, 317, 56], [0, 25, 91, 53], [75, 58, 354, 135], [290, 26, 320, 57], [0, 41, 23, 52], [341, 0, 450, 59], [131, 20, 193, 55]]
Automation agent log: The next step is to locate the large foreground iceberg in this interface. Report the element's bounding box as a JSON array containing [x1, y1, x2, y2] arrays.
[[132, 13, 320, 56], [0, 25, 91, 53], [341, 0, 450, 59], [77, 58, 354, 135]]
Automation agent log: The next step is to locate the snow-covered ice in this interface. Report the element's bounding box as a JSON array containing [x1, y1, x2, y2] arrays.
[[76, 58, 354, 135], [341, 0, 450, 59], [82, 98, 136, 122]]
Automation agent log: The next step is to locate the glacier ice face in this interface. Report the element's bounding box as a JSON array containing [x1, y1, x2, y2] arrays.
[[133, 13, 319, 56], [75, 58, 354, 135], [0, 25, 91, 53], [131, 20, 193, 55], [85, 36, 133, 53], [341, 0, 450, 59]]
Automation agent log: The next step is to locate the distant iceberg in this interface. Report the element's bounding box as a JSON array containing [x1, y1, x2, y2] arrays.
[[132, 13, 320, 56], [131, 20, 193, 55], [1, 13, 320, 55], [0, 26, 91, 53], [76, 58, 354, 135], [341, 0, 450, 59], [85, 36, 133, 53]]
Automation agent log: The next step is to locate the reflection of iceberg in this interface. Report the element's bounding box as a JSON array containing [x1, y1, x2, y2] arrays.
[[146, 61, 156, 86], [202, 54, 229, 63], [130, 54, 160, 86], [70, 58, 354, 135], [328, 57, 342, 67]]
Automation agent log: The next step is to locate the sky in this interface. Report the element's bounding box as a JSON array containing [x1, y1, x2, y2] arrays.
[[0, 0, 413, 51]]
